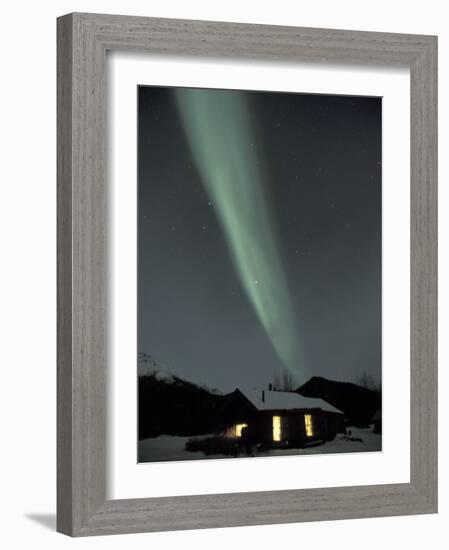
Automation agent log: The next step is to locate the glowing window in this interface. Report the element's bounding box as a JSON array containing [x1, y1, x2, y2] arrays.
[[272, 415, 282, 442], [304, 414, 313, 437], [235, 423, 247, 437]]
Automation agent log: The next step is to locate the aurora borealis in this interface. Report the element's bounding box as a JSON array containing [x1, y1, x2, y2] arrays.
[[138, 86, 382, 392], [174, 89, 304, 381]]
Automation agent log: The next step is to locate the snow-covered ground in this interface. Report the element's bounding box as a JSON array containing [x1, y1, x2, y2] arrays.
[[139, 427, 381, 463], [262, 427, 381, 458], [139, 435, 206, 462]]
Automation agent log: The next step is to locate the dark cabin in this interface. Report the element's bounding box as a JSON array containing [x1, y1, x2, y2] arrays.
[[219, 388, 345, 449]]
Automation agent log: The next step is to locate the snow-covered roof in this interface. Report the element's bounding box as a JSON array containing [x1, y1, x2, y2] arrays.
[[239, 389, 343, 415]]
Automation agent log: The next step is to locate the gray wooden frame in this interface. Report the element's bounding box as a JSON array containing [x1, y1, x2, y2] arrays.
[[57, 12, 438, 537]]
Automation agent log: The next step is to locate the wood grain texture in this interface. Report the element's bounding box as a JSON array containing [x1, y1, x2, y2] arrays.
[[57, 12, 438, 536], [57, 13, 74, 536]]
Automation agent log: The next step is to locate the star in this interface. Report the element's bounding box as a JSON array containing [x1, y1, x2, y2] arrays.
[[202, 225, 207, 230]]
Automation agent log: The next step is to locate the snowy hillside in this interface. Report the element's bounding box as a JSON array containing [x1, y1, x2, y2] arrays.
[[138, 352, 177, 382], [138, 352, 226, 439]]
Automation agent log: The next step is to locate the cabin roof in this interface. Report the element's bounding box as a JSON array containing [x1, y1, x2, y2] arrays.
[[239, 389, 343, 415]]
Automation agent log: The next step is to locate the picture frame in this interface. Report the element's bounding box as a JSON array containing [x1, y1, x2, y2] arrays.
[[57, 12, 437, 536]]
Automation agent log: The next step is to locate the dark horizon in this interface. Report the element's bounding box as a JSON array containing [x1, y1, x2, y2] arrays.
[[138, 86, 382, 393]]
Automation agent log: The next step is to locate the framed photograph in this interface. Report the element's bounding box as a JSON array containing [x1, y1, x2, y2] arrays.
[[57, 13, 437, 536]]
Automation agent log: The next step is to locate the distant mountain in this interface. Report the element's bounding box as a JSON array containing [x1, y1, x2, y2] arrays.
[[138, 353, 227, 439], [296, 376, 381, 427]]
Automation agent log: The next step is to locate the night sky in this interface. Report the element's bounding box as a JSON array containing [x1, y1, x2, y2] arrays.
[[138, 86, 381, 393]]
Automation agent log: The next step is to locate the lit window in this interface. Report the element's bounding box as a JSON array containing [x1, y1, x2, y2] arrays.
[[272, 415, 282, 442], [304, 414, 313, 437], [235, 423, 247, 437]]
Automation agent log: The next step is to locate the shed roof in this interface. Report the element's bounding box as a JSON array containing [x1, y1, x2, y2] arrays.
[[239, 389, 343, 415]]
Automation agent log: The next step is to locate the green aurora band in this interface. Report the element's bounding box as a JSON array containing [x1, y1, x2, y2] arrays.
[[175, 89, 304, 381]]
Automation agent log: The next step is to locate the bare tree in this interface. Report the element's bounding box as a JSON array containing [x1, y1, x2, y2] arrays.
[[355, 371, 380, 392], [282, 369, 294, 391], [271, 369, 295, 391], [272, 372, 281, 391]]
